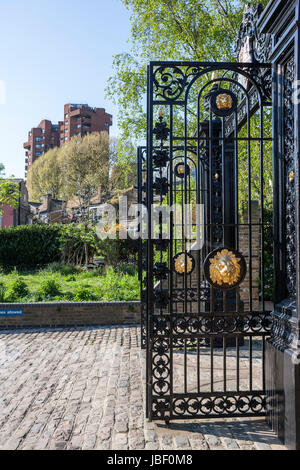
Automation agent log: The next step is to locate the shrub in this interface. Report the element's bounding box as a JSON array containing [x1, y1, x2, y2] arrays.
[[43, 263, 80, 276], [59, 265, 79, 276], [44, 262, 63, 273], [116, 264, 137, 276], [37, 278, 61, 298], [73, 286, 97, 302], [97, 269, 139, 301], [80, 267, 104, 278], [6, 277, 29, 301], [98, 238, 138, 267], [59, 224, 98, 266], [0, 281, 6, 302]]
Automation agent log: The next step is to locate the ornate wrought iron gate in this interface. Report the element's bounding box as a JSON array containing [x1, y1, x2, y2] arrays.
[[140, 61, 273, 422]]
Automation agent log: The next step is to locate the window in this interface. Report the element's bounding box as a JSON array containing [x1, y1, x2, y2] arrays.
[[65, 129, 68, 133], [36, 152, 41, 156], [42, 129, 46, 134], [36, 144, 42, 149], [77, 124, 81, 129], [65, 113, 69, 118], [65, 137, 68, 141], [65, 121, 68, 125]]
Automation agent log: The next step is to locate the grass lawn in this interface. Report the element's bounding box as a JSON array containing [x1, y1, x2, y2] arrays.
[[0, 264, 140, 303]]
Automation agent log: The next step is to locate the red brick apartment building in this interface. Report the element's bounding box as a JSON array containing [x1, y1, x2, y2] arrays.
[[59, 104, 112, 145], [24, 104, 112, 176], [24, 120, 61, 176]]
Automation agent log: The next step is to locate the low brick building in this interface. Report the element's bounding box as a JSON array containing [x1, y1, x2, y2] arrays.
[[30, 194, 66, 224], [0, 179, 31, 228]]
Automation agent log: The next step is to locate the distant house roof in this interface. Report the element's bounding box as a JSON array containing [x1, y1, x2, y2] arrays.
[[38, 208, 64, 215], [29, 194, 66, 216]]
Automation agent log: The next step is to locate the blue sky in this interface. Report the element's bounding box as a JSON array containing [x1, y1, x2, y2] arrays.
[[0, 0, 132, 178]]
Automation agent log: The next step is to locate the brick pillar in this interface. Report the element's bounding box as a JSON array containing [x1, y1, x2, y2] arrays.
[[239, 201, 260, 311]]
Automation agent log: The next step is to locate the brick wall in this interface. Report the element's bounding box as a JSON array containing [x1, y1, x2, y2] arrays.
[[0, 302, 140, 329], [239, 201, 260, 310], [1, 204, 14, 228]]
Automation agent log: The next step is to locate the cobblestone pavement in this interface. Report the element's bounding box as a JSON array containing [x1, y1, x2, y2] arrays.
[[0, 325, 286, 450]]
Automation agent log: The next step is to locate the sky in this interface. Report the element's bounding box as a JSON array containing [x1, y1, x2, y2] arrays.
[[0, 0, 132, 178]]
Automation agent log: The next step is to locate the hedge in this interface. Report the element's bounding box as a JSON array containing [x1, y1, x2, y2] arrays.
[[0, 225, 62, 268]]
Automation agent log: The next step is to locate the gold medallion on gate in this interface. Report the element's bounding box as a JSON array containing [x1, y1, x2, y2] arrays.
[[204, 248, 246, 290], [173, 253, 195, 276]]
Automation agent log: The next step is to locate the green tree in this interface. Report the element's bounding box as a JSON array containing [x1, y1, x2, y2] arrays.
[[60, 131, 110, 212], [27, 148, 62, 202], [110, 139, 137, 190], [0, 164, 20, 216], [27, 132, 114, 204], [59, 132, 110, 264]]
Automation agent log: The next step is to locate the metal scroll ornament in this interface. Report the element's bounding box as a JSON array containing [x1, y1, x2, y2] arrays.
[[173, 253, 195, 276], [204, 248, 246, 290]]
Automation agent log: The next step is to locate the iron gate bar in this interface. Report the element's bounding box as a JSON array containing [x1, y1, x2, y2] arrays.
[[138, 146, 148, 350]]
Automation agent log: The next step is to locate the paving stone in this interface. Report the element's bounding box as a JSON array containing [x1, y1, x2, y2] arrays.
[[223, 437, 240, 450], [174, 435, 191, 449], [254, 442, 272, 451], [31, 423, 43, 434], [2, 438, 21, 450], [161, 435, 173, 450], [68, 436, 83, 450], [82, 434, 97, 450], [145, 442, 160, 450], [145, 429, 157, 443], [115, 420, 128, 433]]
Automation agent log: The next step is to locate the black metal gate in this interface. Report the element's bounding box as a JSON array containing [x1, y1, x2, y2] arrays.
[[140, 61, 273, 422]]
